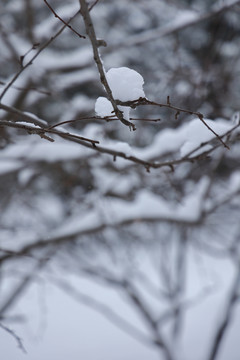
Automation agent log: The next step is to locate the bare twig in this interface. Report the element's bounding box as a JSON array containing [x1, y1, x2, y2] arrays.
[[48, 115, 161, 129], [48, 115, 114, 129], [0, 121, 99, 145], [198, 115, 229, 149], [116, 97, 229, 149], [182, 121, 240, 159], [19, 43, 40, 68], [89, 0, 100, 11], [0, 103, 48, 127], [79, 0, 135, 130], [43, 0, 85, 39], [0, 323, 26, 354]]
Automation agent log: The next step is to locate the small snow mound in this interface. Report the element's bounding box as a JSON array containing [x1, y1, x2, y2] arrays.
[[95, 97, 113, 117], [106, 67, 145, 101], [114, 142, 133, 155], [95, 67, 145, 119]]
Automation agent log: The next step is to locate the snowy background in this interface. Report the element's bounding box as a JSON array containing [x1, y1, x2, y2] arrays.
[[1, 0, 240, 359]]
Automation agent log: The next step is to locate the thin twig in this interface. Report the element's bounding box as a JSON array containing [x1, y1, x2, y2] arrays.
[[0, 323, 26, 354], [182, 121, 240, 159], [48, 115, 161, 129], [0, 121, 99, 145], [43, 0, 85, 39], [48, 116, 112, 129], [19, 43, 40, 67], [0, 103, 48, 127], [89, 0, 100, 11], [198, 114, 229, 149], [0, 119, 238, 171], [116, 97, 229, 149]]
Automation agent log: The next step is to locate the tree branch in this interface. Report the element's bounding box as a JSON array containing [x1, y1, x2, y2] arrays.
[[0, 103, 48, 127], [79, 0, 136, 130], [0, 323, 26, 354], [0, 120, 99, 145], [1, 118, 238, 172], [43, 0, 85, 39], [116, 97, 229, 149], [0, 255, 52, 316]]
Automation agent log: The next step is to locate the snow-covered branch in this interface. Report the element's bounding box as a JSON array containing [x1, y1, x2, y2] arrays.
[[79, 0, 136, 129]]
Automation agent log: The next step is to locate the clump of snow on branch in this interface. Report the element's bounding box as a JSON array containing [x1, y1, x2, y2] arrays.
[[106, 67, 145, 101], [95, 97, 114, 117], [95, 67, 145, 120]]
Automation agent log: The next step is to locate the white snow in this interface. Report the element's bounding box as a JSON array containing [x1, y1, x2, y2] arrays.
[[0, 160, 23, 175], [228, 171, 240, 193], [112, 142, 134, 155], [56, 69, 96, 90], [53, 211, 102, 238], [22, 112, 48, 126], [169, 10, 198, 29], [95, 97, 130, 120], [0, 138, 92, 163], [94, 68, 233, 162], [95, 67, 145, 119], [18, 168, 35, 186], [1, 117, 236, 176], [104, 178, 209, 224], [95, 97, 114, 117], [81, 117, 236, 168], [134, 118, 234, 161], [180, 119, 232, 157], [106, 67, 145, 102], [33, 47, 93, 72]]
